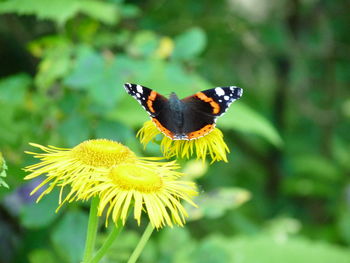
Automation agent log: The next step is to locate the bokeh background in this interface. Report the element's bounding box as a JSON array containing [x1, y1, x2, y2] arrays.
[[1, 0, 350, 262]]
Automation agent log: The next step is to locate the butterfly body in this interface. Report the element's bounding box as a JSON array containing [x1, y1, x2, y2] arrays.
[[124, 83, 243, 140]]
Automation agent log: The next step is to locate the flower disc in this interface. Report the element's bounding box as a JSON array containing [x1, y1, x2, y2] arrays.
[[110, 165, 163, 192], [72, 139, 136, 167]]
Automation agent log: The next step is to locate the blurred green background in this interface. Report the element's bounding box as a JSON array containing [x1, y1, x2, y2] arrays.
[[0, 0, 350, 262]]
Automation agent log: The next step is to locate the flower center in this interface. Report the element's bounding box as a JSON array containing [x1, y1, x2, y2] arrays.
[[110, 164, 163, 192], [71, 139, 136, 168]]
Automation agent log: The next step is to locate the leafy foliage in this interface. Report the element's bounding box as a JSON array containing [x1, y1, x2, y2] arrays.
[[186, 187, 251, 220], [51, 211, 88, 263], [0, 0, 118, 25], [0, 0, 349, 262], [0, 152, 8, 188]]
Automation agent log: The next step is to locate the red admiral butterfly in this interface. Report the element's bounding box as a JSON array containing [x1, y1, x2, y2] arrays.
[[124, 83, 243, 140]]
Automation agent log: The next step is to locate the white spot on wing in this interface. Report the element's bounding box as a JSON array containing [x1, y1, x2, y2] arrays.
[[136, 85, 143, 94], [136, 93, 141, 98], [224, 95, 229, 101], [215, 87, 225, 96]]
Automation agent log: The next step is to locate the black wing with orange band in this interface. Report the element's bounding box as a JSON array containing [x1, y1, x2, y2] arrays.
[[181, 86, 243, 117], [124, 83, 175, 138], [180, 86, 243, 139], [124, 83, 168, 117]]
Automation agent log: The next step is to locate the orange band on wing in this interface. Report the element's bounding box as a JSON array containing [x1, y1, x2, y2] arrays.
[[187, 124, 215, 139], [152, 118, 174, 139], [195, 92, 220, 114], [146, 91, 158, 113]]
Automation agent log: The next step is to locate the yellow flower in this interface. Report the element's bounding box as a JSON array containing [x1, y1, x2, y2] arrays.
[[82, 162, 197, 228], [138, 120, 230, 162], [24, 139, 197, 228]]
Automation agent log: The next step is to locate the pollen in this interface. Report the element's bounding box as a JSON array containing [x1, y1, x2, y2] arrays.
[[110, 164, 163, 192], [71, 139, 137, 167]]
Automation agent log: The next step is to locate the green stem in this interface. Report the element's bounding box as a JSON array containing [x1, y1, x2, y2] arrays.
[[89, 224, 123, 263], [82, 197, 99, 263], [127, 223, 155, 263]]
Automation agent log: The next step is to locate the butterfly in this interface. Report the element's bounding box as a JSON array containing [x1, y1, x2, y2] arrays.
[[124, 83, 243, 140]]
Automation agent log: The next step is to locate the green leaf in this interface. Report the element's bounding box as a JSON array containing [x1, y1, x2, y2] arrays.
[[59, 114, 89, 147], [120, 4, 140, 18], [0, 0, 79, 25], [0, 0, 119, 26], [35, 41, 72, 90], [0, 152, 9, 188], [165, 61, 193, 86], [338, 209, 350, 246], [95, 120, 133, 143], [158, 228, 196, 263], [0, 73, 31, 106], [88, 66, 124, 107], [192, 237, 231, 263], [96, 230, 140, 262], [157, 231, 350, 263], [172, 27, 207, 59], [187, 187, 251, 221], [166, 234, 350, 263], [260, 23, 290, 54], [65, 47, 123, 108], [20, 191, 60, 228], [127, 31, 159, 57], [226, 235, 350, 263], [284, 155, 341, 197], [265, 217, 301, 237], [112, 93, 149, 127], [51, 210, 88, 263], [28, 249, 59, 263], [219, 103, 283, 147], [292, 155, 340, 181], [333, 137, 350, 170], [64, 47, 103, 90], [0, 106, 28, 144], [79, 1, 119, 25], [182, 160, 208, 179], [0, 74, 33, 145]]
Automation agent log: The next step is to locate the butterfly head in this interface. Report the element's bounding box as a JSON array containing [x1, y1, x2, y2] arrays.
[[169, 92, 179, 100]]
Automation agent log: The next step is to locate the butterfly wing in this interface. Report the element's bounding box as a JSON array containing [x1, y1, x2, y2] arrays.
[[124, 84, 243, 140], [124, 83, 176, 138], [124, 83, 168, 117], [180, 86, 243, 139], [182, 86, 243, 117]]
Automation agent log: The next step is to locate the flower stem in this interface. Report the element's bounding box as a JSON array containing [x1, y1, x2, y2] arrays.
[[127, 223, 155, 263], [82, 197, 100, 263], [89, 224, 123, 263]]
